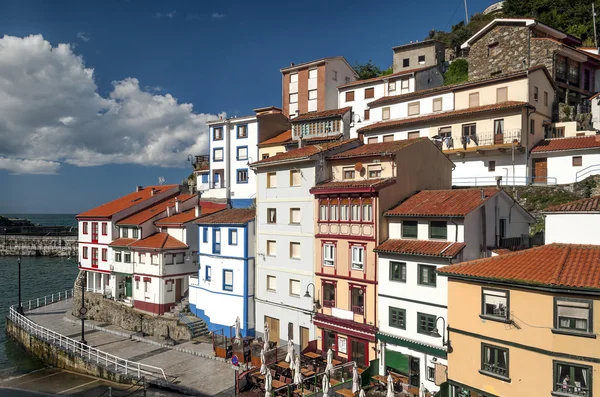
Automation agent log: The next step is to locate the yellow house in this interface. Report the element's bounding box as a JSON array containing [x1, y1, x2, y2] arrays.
[[438, 243, 600, 397], [309, 138, 453, 367]]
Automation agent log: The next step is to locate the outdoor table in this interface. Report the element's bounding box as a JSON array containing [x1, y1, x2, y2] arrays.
[[303, 352, 321, 359], [372, 375, 388, 384], [330, 378, 342, 386], [301, 369, 315, 377], [336, 389, 355, 397], [357, 368, 365, 374], [276, 361, 290, 369], [294, 389, 312, 396], [272, 379, 286, 389]]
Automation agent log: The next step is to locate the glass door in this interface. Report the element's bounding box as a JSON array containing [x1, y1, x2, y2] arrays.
[[350, 338, 367, 367]]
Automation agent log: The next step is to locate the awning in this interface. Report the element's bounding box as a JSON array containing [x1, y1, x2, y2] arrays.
[[112, 272, 131, 277], [385, 349, 409, 375], [377, 332, 447, 358]]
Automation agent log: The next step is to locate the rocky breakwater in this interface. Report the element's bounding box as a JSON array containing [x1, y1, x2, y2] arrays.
[[0, 234, 78, 256]]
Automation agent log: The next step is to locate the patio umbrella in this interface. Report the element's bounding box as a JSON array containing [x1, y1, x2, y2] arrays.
[[265, 370, 273, 397], [359, 389, 366, 397], [234, 316, 242, 345], [352, 363, 360, 393], [264, 322, 270, 344], [325, 348, 334, 374], [260, 348, 268, 375], [285, 340, 294, 362], [386, 373, 394, 397], [322, 373, 330, 396], [264, 340, 270, 352], [289, 348, 296, 372], [293, 356, 302, 384]]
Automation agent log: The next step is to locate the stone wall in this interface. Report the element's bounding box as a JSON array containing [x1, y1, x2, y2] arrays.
[[72, 288, 192, 341], [0, 235, 77, 256]]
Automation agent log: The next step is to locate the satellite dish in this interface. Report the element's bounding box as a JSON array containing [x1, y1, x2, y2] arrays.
[[354, 162, 363, 172], [158, 176, 165, 185]]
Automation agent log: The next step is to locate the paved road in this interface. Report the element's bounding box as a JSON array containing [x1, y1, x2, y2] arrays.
[[17, 300, 234, 397]]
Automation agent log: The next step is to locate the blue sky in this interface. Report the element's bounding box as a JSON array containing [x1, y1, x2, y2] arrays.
[[0, 0, 494, 214]]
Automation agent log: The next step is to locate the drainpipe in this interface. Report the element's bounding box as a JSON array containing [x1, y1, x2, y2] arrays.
[[225, 121, 232, 205], [450, 217, 459, 242]]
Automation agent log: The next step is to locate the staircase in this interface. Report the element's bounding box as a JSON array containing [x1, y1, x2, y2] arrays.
[[179, 312, 209, 338]]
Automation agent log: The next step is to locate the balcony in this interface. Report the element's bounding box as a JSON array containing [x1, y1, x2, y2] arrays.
[[351, 305, 364, 315], [323, 299, 335, 308], [194, 155, 209, 171], [291, 119, 342, 141], [499, 236, 530, 250], [439, 128, 522, 153]]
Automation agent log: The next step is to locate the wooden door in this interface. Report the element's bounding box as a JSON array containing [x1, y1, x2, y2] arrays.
[[125, 277, 132, 297], [300, 327, 309, 351], [175, 278, 182, 301], [265, 316, 280, 344], [533, 158, 548, 184]]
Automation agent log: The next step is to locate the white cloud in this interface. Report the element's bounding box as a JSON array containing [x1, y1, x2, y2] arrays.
[[0, 34, 221, 174], [211, 12, 225, 19], [156, 10, 176, 19], [76, 32, 91, 42]]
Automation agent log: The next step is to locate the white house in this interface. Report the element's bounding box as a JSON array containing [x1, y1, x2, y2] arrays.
[[544, 195, 600, 244], [250, 139, 361, 350], [188, 208, 256, 337], [204, 107, 289, 208], [530, 135, 600, 184], [375, 188, 534, 394]]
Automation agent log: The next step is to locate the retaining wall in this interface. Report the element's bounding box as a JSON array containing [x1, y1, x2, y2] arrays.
[[0, 235, 77, 256]]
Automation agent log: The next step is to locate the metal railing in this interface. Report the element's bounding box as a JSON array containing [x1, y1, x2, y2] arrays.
[[21, 289, 74, 313], [439, 129, 521, 151], [575, 164, 600, 182], [452, 176, 558, 187], [8, 294, 167, 382], [499, 236, 530, 250]]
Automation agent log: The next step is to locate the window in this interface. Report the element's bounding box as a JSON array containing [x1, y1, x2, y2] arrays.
[[388, 81, 396, 92], [159, 254, 166, 265], [554, 298, 592, 334], [351, 246, 364, 270], [229, 229, 238, 245], [290, 72, 298, 83], [83, 246, 89, 259], [213, 148, 224, 161], [267, 208, 276, 224], [488, 43, 499, 57], [308, 89, 317, 101], [330, 204, 338, 221], [223, 270, 233, 291], [389, 307, 406, 329], [573, 156, 583, 167], [236, 146, 248, 160], [323, 330, 336, 352], [345, 91, 355, 102], [462, 123, 476, 138], [290, 93, 298, 104], [289, 279, 300, 296], [402, 58, 409, 67], [408, 131, 420, 140], [382, 107, 390, 120], [534, 86, 539, 102], [496, 87, 508, 103], [290, 208, 301, 224], [362, 203, 372, 222], [430, 221, 447, 239], [367, 137, 378, 144], [402, 221, 418, 238], [101, 222, 107, 235], [365, 87, 375, 99], [213, 229, 221, 254], [418, 265, 437, 286], [469, 92, 480, 107], [345, 76, 350, 84], [151, 254, 159, 265], [340, 203, 349, 221], [343, 168, 355, 179], [237, 169, 248, 183], [203, 227, 208, 243], [401, 79, 409, 90], [324, 244, 335, 266], [267, 240, 276, 256], [351, 286, 365, 314], [319, 204, 328, 221], [262, 153, 269, 160], [368, 165, 381, 178], [426, 367, 435, 382], [167, 280, 173, 292], [554, 361, 591, 396], [417, 312, 436, 335], [124, 252, 131, 263], [481, 289, 509, 321], [290, 170, 301, 186], [418, 55, 425, 64], [135, 280, 139, 290], [351, 203, 360, 221], [323, 282, 335, 307], [481, 344, 509, 380], [390, 261, 406, 282], [267, 172, 277, 188], [237, 125, 248, 139], [488, 160, 496, 172], [530, 119, 535, 135], [433, 98, 443, 112], [205, 265, 212, 281], [290, 242, 301, 259], [213, 127, 223, 141], [364, 109, 370, 120], [332, 70, 337, 81], [408, 102, 420, 116], [544, 91, 549, 106], [132, 228, 139, 238], [383, 134, 394, 142], [83, 222, 88, 234], [122, 228, 128, 238], [114, 251, 121, 262], [267, 275, 276, 292], [101, 248, 107, 261]]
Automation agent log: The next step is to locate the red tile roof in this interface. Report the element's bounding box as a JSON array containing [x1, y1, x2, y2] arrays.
[[357, 102, 529, 133], [544, 195, 600, 213], [154, 201, 228, 226], [310, 177, 395, 193], [328, 137, 424, 159], [117, 194, 195, 226], [128, 232, 188, 250], [109, 238, 137, 247], [375, 239, 465, 258], [196, 208, 255, 224], [438, 243, 600, 290], [77, 185, 179, 218], [250, 139, 359, 166], [530, 136, 600, 153], [292, 107, 352, 122], [337, 66, 436, 89], [385, 188, 501, 217], [259, 130, 293, 147]]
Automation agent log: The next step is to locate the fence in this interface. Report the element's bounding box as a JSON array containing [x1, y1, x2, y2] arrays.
[[8, 293, 167, 382], [452, 175, 558, 187], [575, 164, 600, 182]]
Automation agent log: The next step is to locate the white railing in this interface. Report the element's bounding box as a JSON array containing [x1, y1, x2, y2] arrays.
[[21, 289, 74, 313], [9, 297, 167, 382]]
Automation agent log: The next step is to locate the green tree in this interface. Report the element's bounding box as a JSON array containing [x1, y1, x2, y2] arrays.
[[444, 59, 468, 85], [353, 61, 382, 80]]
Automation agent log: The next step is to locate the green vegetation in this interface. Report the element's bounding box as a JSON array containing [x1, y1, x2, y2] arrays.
[[443, 58, 468, 85], [354, 61, 394, 80], [427, 13, 496, 50]]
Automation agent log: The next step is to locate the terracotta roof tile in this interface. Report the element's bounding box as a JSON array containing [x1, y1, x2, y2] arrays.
[[337, 66, 436, 89], [128, 232, 188, 250], [196, 208, 255, 225], [385, 188, 500, 217], [77, 185, 179, 218], [358, 102, 529, 133], [545, 195, 600, 213], [374, 239, 465, 258], [328, 137, 424, 159], [117, 194, 195, 226], [109, 238, 137, 247], [250, 139, 359, 166], [531, 136, 600, 153], [310, 177, 395, 192], [292, 107, 352, 122], [438, 243, 600, 290], [259, 130, 293, 147], [154, 201, 228, 225]]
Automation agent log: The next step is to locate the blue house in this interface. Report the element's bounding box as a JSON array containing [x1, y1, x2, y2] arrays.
[[188, 208, 256, 337]]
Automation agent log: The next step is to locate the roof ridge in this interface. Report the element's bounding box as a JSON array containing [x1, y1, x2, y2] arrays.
[[161, 232, 169, 249]]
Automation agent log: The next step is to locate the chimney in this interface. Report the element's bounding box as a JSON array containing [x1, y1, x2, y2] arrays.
[[151, 188, 156, 196], [480, 189, 485, 200], [175, 198, 180, 213], [195, 205, 200, 217], [358, 132, 364, 143], [136, 186, 143, 192], [166, 207, 171, 217], [495, 175, 502, 189], [298, 137, 303, 149], [595, 133, 600, 142]]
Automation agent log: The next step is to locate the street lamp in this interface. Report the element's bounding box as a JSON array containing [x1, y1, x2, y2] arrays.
[[16, 256, 23, 314], [430, 316, 450, 350], [303, 283, 321, 311], [79, 268, 87, 345]]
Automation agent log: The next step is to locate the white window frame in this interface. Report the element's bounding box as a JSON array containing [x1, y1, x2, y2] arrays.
[[214, 148, 224, 161], [323, 244, 335, 267], [290, 208, 301, 224], [351, 246, 364, 270], [267, 275, 277, 292]]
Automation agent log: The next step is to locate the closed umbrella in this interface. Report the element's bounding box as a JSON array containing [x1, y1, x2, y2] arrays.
[[264, 322, 270, 345], [352, 363, 360, 393], [386, 373, 394, 397], [265, 370, 273, 397], [260, 348, 268, 375], [285, 340, 294, 362], [322, 374, 330, 396], [325, 348, 334, 374], [290, 348, 296, 372], [293, 356, 303, 384], [359, 389, 366, 397], [234, 316, 242, 345]]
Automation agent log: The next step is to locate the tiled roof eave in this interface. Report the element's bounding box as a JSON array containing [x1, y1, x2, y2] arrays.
[[384, 213, 467, 218], [531, 146, 600, 154], [250, 155, 314, 167], [373, 248, 460, 258]]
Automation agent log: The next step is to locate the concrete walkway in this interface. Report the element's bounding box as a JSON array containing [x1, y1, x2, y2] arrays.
[[24, 299, 234, 396]]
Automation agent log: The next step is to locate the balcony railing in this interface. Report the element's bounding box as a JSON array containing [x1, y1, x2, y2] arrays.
[[323, 300, 335, 308], [554, 383, 589, 396], [438, 129, 521, 151], [351, 305, 364, 315], [482, 363, 508, 378], [499, 236, 530, 250]]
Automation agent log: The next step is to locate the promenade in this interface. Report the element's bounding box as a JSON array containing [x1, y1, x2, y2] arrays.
[[22, 298, 234, 396]]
